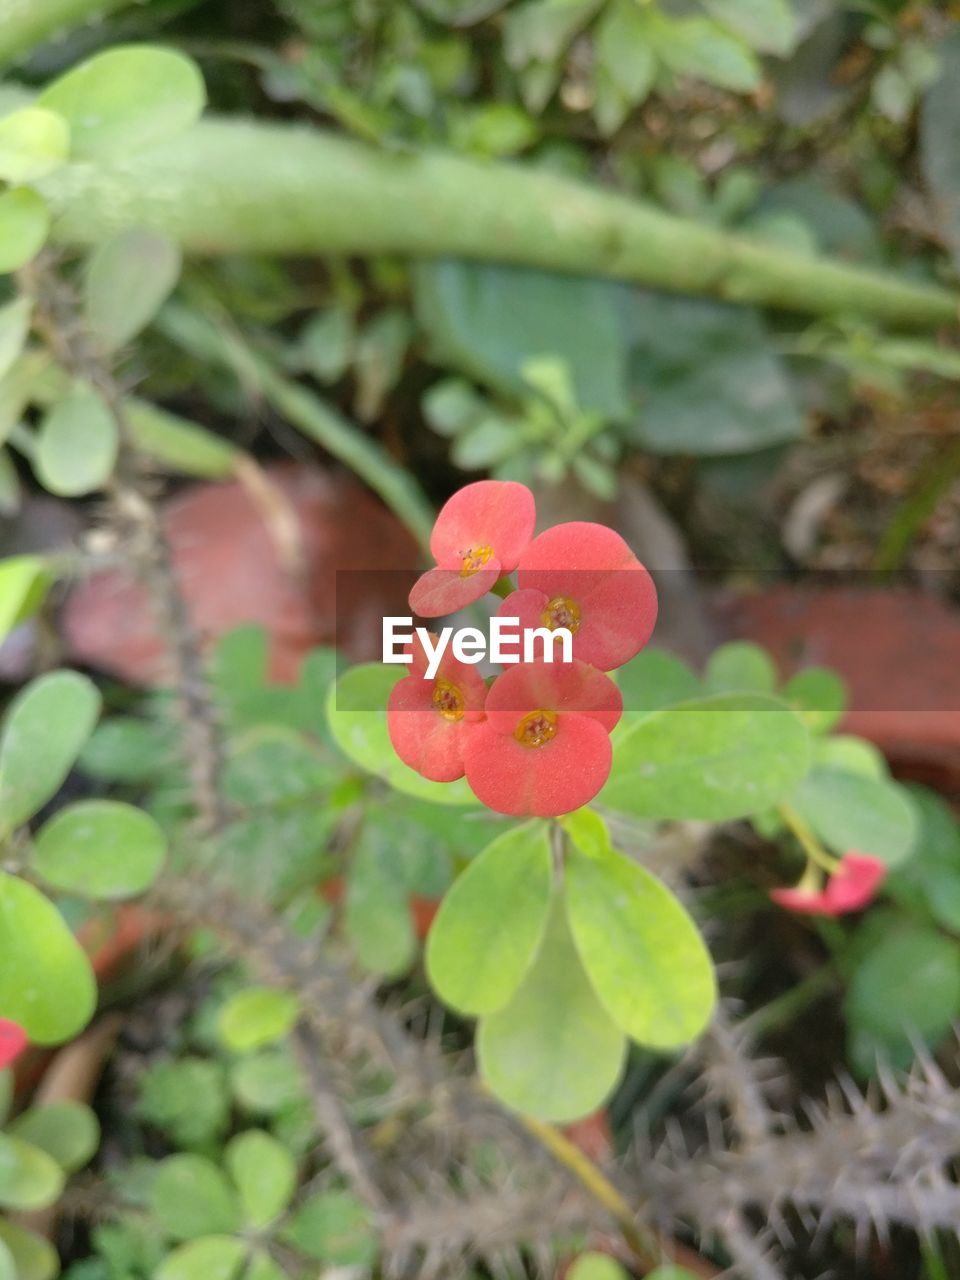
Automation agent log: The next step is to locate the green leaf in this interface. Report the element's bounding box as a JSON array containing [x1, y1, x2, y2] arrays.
[[0, 670, 101, 831], [781, 667, 846, 734], [84, 229, 181, 352], [0, 188, 49, 274], [0, 1237, 12, 1280], [566, 845, 715, 1048], [225, 1131, 296, 1228], [230, 1051, 304, 1116], [155, 1236, 247, 1280], [39, 45, 206, 161], [426, 822, 552, 1016], [35, 385, 118, 496], [615, 646, 701, 712], [124, 400, 238, 477], [10, 1101, 99, 1172], [0, 555, 51, 646], [32, 799, 167, 900], [791, 767, 918, 866], [701, 0, 797, 56], [655, 15, 762, 92], [568, 1255, 631, 1280], [624, 293, 803, 454], [414, 261, 629, 419], [886, 787, 960, 932], [150, 1155, 243, 1242], [0, 1220, 58, 1280], [0, 1134, 64, 1210], [0, 108, 69, 184], [0, 448, 19, 517], [0, 296, 32, 382], [603, 695, 811, 821], [704, 642, 777, 695], [217, 987, 299, 1053], [845, 922, 960, 1053], [327, 663, 477, 806], [283, 1190, 377, 1265], [477, 897, 626, 1122], [504, 0, 603, 67], [561, 807, 611, 860], [594, 0, 657, 132], [345, 835, 417, 978], [138, 1057, 231, 1149], [813, 735, 886, 779], [0, 872, 96, 1043]]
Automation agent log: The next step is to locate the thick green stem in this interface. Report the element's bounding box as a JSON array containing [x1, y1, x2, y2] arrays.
[[38, 119, 958, 330], [0, 0, 129, 65]]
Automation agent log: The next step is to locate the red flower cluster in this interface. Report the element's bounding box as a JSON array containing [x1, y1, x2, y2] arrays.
[[390, 481, 657, 816], [0, 1018, 27, 1070], [770, 851, 886, 916]]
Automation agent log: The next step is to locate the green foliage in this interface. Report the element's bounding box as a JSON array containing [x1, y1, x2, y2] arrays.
[[0, 109, 69, 185], [9, 1102, 99, 1173], [282, 1190, 377, 1265], [35, 385, 118, 497], [32, 799, 167, 899], [790, 768, 917, 866], [217, 989, 299, 1053], [0, 188, 49, 274], [83, 230, 182, 353], [0, 555, 51, 646], [138, 1059, 232, 1151]]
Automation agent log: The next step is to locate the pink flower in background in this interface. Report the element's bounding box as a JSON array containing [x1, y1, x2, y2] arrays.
[[409, 480, 536, 617], [770, 852, 887, 917], [0, 1018, 27, 1070]]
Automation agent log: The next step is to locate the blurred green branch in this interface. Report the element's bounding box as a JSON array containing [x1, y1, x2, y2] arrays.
[[37, 119, 958, 330], [0, 0, 130, 64]]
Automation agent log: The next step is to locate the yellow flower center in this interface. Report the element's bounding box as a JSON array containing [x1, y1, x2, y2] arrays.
[[542, 595, 582, 634], [514, 708, 558, 748], [432, 677, 465, 722], [459, 545, 494, 577]]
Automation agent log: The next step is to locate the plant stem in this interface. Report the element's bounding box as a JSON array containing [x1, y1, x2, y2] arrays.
[[36, 119, 959, 330], [743, 964, 837, 1038], [776, 803, 840, 873], [156, 302, 435, 551], [0, 0, 129, 64]]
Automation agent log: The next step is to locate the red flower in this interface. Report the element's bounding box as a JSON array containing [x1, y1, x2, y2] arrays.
[[409, 480, 536, 617], [770, 852, 886, 917], [463, 660, 621, 817], [387, 634, 487, 782], [0, 1018, 27, 1070], [498, 522, 657, 671]]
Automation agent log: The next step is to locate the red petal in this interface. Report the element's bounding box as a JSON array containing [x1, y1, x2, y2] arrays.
[[484, 660, 622, 735], [825, 852, 887, 913], [409, 636, 488, 714], [518, 521, 638, 574], [0, 1018, 27, 1070], [769, 885, 833, 915], [464, 715, 612, 816], [387, 675, 475, 782], [409, 562, 501, 617], [430, 480, 535, 571]]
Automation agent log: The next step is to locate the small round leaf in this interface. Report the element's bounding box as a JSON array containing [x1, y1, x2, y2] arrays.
[[150, 1155, 242, 1242], [10, 1101, 99, 1172], [84, 229, 181, 351], [225, 1130, 296, 1228], [0, 189, 49, 275], [217, 987, 298, 1053], [426, 821, 552, 1016], [0, 1220, 58, 1280], [155, 1236, 247, 1280], [282, 1191, 377, 1266], [33, 799, 167, 900], [0, 1135, 64, 1210], [39, 45, 206, 161], [0, 109, 69, 184], [35, 385, 118, 496]]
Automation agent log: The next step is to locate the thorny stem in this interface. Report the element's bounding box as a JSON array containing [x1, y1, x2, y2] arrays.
[[17, 254, 230, 836]]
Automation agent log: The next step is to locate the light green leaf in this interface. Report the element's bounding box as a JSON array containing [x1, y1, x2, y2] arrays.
[[326, 663, 477, 806], [426, 822, 552, 1016], [0, 296, 32, 382], [561, 807, 611, 860], [0, 188, 49, 274], [230, 1051, 304, 1116], [704, 642, 777, 695], [921, 29, 960, 269], [0, 555, 51, 647], [0, 448, 19, 517], [615, 646, 701, 712], [0, 872, 97, 1044], [702, 0, 797, 56], [791, 767, 917, 866], [595, 0, 657, 104], [35, 385, 118, 496], [0, 1219, 58, 1280], [846, 922, 960, 1052], [477, 897, 626, 1122], [0, 109, 69, 184], [0, 1134, 64, 1210], [32, 798, 167, 899], [0, 670, 101, 832], [568, 1254, 631, 1280], [781, 666, 846, 734], [10, 1101, 99, 1172], [155, 1236, 247, 1280], [656, 15, 762, 92], [603, 694, 811, 821], [244, 1252, 286, 1280], [150, 1155, 243, 1242], [0, 1237, 12, 1280], [124, 399, 238, 477], [813, 735, 886, 779], [39, 45, 206, 161], [225, 1130, 296, 1228], [346, 836, 417, 977], [217, 987, 299, 1053], [504, 0, 603, 67], [83, 229, 181, 351], [566, 845, 715, 1048], [282, 1190, 377, 1265]]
